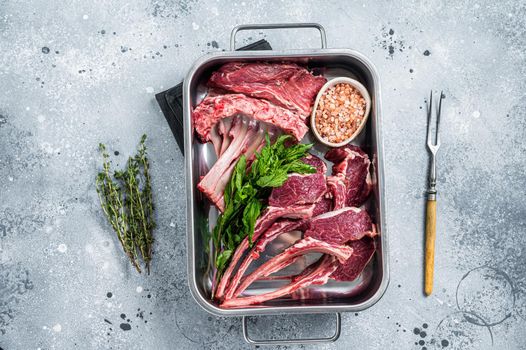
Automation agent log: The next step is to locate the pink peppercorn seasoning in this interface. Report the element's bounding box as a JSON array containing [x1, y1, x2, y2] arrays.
[[311, 77, 371, 147]]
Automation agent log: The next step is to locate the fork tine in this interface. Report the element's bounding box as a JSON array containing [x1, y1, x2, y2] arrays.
[[426, 90, 433, 147], [435, 91, 443, 146]]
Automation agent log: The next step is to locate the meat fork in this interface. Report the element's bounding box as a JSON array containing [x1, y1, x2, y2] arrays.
[[424, 90, 443, 296]]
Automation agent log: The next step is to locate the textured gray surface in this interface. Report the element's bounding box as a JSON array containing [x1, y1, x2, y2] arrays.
[[1, 0, 525, 349]]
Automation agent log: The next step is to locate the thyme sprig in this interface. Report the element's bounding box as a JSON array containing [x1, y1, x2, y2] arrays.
[[96, 135, 155, 274]]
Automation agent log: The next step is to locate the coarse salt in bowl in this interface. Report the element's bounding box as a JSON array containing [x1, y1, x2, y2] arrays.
[[310, 77, 372, 147]]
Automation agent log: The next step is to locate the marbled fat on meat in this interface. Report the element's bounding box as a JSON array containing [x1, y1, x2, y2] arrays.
[[312, 197, 333, 217], [208, 62, 327, 117], [325, 145, 372, 207], [301, 153, 327, 174], [304, 207, 376, 245], [268, 173, 327, 207], [193, 94, 308, 141], [331, 236, 376, 281]]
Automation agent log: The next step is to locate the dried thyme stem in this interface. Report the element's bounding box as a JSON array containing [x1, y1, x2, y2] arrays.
[[96, 135, 155, 274]]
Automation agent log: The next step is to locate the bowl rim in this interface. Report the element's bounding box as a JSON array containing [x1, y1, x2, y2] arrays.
[[310, 77, 372, 147]]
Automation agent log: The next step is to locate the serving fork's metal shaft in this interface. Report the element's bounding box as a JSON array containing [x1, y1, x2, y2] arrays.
[[425, 90, 443, 296]]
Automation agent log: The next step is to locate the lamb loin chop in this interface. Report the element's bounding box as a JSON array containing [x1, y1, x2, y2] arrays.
[[268, 173, 327, 208], [331, 236, 376, 281], [325, 145, 373, 207], [304, 207, 376, 245]]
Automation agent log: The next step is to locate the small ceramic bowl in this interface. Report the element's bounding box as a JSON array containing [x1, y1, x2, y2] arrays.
[[310, 77, 372, 147]]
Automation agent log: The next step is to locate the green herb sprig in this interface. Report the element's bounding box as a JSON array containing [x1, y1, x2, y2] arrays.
[[213, 134, 315, 281], [96, 135, 155, 274]]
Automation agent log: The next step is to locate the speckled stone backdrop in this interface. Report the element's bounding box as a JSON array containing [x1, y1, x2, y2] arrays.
[[1, 0, 525, 349]]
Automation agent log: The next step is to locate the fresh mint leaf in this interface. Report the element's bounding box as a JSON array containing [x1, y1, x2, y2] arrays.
[[286, 160, 316, 174], [216, 250, 232, 271], [242, 199, 262, 244], [255, 170, 289, 188]]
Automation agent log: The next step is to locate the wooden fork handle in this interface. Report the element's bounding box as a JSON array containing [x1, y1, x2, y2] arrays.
[[424, 199, 437, 296]]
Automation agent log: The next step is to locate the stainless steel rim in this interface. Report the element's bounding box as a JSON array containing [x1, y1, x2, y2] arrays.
[[184, 49, 390, 316]]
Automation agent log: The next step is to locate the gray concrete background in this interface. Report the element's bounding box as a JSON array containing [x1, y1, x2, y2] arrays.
[[1, 0, 525, 349]]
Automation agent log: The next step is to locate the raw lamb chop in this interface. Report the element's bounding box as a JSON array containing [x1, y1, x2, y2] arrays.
[[304, 207, 376, 245], [214, 204, 316, 300], [208, 62, 327, 117], [268, 173, 327, 208], [331, 236, 376, 281], [222, 166, 328, 299], [197, 117, 265, 211], [222, 219, 305, 300], [325, 145, 373, 207], [221, 255, 339, 308], [225, 237, 353, 301], [326, 175, 347, 210]]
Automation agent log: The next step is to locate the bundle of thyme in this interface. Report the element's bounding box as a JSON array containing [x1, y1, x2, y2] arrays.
[[96, 135, 155, 274]]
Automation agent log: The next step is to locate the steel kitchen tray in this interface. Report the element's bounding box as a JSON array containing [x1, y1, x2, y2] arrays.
[[183, 23, 389, 345]]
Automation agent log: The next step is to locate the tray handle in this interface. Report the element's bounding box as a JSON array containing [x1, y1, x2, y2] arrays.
[[242, 313, 341, 346], [230, 23, 327, 50]]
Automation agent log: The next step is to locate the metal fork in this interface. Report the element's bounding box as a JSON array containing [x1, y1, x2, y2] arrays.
[[424, 90, 443, 296]]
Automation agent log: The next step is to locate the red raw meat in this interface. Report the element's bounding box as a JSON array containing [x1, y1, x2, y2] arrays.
[[223, 219, 305, 300], [197, 117, 263, 211], [301, 153, 327, 174], [193, 94, 308, 142], [223, 162, 328, 299], [325, 145, 373, 207], [209, 123, 222, 156], [208, 62, 326, 117], [299, 153, 331, 216], [227, 237, 353, 300], [326, 175, 347, 210], [312, 197, 333, 217], [214, 128, 270, 211], [331, 237, 376, 281], [268, 173, 327, 208], [214, 204, 315, 300], [221, 255, 339, 308], [217, 118, 232, 156], [304, 207, 376, 245]]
